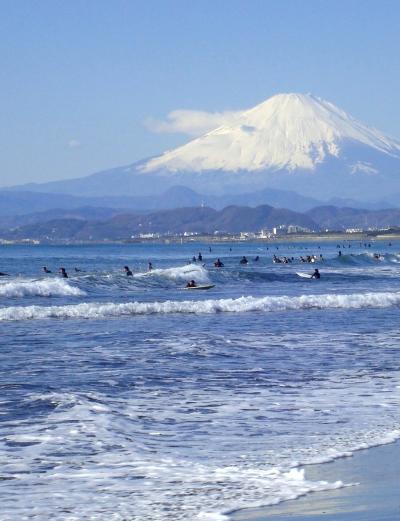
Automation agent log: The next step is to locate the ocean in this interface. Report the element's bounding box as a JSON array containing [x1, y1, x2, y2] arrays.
[[1, 241, 399, 521]]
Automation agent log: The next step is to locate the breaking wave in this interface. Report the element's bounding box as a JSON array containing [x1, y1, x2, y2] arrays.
[[134, 264, 210, 284], [329, 251, 400, 266], [0, 278, 85, 298], [1, 290, 400, 321]]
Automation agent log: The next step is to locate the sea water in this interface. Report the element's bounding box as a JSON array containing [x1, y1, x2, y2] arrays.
[[0, 241, 399, 521]]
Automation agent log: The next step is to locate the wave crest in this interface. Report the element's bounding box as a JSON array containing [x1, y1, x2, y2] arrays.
[[1, 291, 399, 321], [134, 264, 210, 284], [0, 279, 85, 298]]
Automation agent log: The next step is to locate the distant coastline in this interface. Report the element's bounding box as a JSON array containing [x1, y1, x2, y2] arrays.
[[1, 231, 400, 246]]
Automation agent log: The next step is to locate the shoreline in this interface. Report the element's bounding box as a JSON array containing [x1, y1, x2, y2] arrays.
[[1, 233, 400, 246], [231, 440, 400, 521]]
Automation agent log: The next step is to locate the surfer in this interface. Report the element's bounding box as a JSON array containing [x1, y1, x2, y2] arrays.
[[43, 266, 52, 273], [59, 267, 68, 278], [186, 280, 197, 288], [148, 262, 153, 271], [214, 258, 224, 267], [311, 268, 320, 279], [254, 255, 260, 262], [198, 252, 203, 261], [124, 266, 133, 276], [240, 256, 248, 265]]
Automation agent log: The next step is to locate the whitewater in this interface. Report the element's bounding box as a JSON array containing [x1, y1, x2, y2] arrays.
[[1, 241, 400, 521]]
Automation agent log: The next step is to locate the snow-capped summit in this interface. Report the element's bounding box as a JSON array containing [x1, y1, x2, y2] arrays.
[[141, 93, 400, 174]]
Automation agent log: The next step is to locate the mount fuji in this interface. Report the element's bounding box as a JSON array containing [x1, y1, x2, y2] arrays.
[[138, 93, 400, 200], [143, 93, 400, 175], [8, 93, 400, 204]]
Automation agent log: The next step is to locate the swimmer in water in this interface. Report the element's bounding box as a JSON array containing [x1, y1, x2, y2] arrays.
[[124, 266, 133, 276], [43, 266, 52, 274], [59, 267, 68, 278]]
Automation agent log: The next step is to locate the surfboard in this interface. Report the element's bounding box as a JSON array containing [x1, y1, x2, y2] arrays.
[[296, 272, 312, 279], [185, 284, 215, 290]]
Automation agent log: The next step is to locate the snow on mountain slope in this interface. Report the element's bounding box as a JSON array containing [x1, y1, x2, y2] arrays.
[[141, 93, 400, 174]]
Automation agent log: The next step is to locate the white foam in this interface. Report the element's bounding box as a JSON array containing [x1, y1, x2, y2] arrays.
[[1, 290, 400, 321], [0, 278, 85, 298], [135, 264, 210, 284], [2, 368, 400, 521]]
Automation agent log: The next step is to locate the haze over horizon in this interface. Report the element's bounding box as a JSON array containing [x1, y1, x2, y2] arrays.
[[1, 0, 400, 188]]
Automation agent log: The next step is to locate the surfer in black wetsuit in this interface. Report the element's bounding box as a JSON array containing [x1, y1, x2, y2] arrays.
[[311, 268, 320, 279], [124, 266, 133, 276], [198, 252, 203, 262], [214, 258, 224, 267], [148, 262, 153, 271], [186, 280, 197, 287], [59, 267, 68, 278], [240, 256, 248, 265], [43, 266, 52, 274], [254, 255, 260, 262]]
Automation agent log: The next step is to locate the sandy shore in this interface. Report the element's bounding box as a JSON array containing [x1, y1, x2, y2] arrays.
[[231, 440, 400, 521]]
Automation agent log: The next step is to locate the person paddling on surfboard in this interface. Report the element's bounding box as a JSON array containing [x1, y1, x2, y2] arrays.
[[311, 268, 320, 279], [124, 266, 133, 276]]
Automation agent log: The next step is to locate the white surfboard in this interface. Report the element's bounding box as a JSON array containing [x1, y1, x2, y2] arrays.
[[185, 284, 215, 290], [296, 272, 312, 279]]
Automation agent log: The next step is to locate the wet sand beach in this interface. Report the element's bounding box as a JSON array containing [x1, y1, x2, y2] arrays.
[[232, 440, 400, 521]]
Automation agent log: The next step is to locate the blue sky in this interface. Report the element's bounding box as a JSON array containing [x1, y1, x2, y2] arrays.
[[1, 0, 399, 186]]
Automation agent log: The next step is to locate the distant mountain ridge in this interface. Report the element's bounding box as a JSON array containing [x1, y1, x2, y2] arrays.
[[0, 186, 325, 216], [4, 203, 400, 242], [307, 206, 400, 230], [1, 186, 396, 224], [0, 205, 318, 241]]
